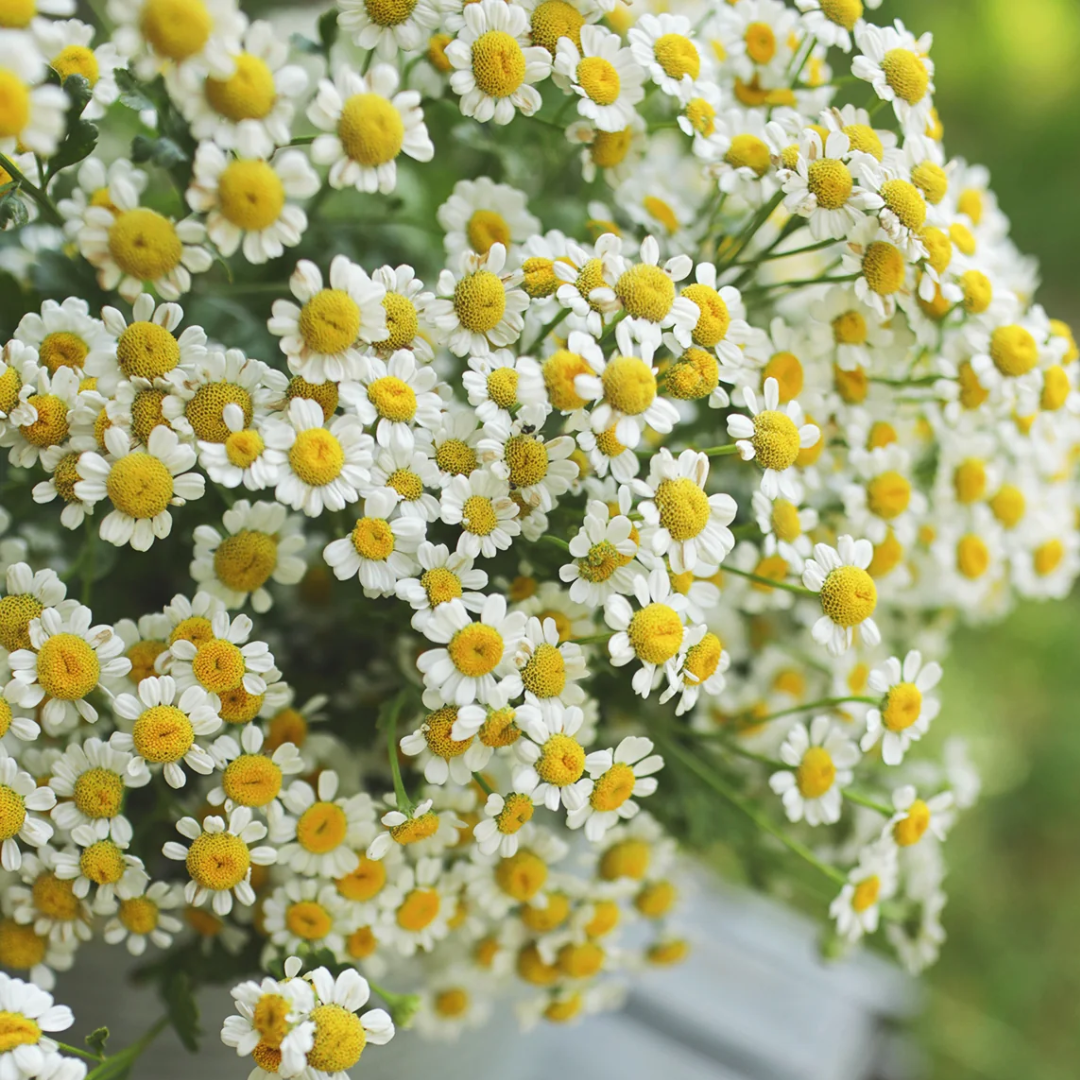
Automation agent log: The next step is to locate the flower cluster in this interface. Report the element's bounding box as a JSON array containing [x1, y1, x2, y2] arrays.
[[0, 0, 1064, 1070]]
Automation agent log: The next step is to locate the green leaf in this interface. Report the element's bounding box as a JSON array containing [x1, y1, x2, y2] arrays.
[[318, 7, 340, 53], [0, 188, 28, 230], [114, 68, 155, 112], [60, 73, 93, 118], [131, 134, 189, 170], [161, 970, 201, 1053], [288, 32, 322, 55], [85, 1027, 110, 1056], [47, 117, 98, 176]]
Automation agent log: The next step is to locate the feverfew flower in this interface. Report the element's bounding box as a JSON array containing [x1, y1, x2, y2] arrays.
[[861, 651, 942, 765], [802, 535, 881, 656], [567, 735, 663, 840], [830, 840, 898, 942], [770, 715, 860, 826], [0, 746, 55, 871]]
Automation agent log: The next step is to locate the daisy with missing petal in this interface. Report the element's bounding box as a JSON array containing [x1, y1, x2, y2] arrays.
[[554, 25, 645, 134], [437, 177, 540, 262], [0, 746, 55, 871], [269, 256, 388, 383], [371, 263, 436, 361], [627, 12, 704, 99], [417, 595, 528, 708], [219, 958, 315, 1079], [473, 791, 536, 857], [852, 20, 935, 135], [275, 771, 374, 878], [0, 32, 68, 156], [163, 806, 276, 916], [305, 964, 395, 1071], [186, 141, 319, 265], [727, 377, 819, 500], [861, 650, 941, 765], [103, 879, 184, 956], [338, 0, 440, 59], [830, 840, 897, 942], [323, 487, 424, 596], [206, 723, 304, 816], [604, 567, 694, 699], [74, 426, 204, 551], [399, 704, 488, 786], [6, 605, 128, 733], [33, 17, 121, 120], [770, 715, 860, 826], [309, 63, 433, 195], [365, 797, 459, 862], [90, 294, 207, 398], [440, 468, 521, 560], [566, 736, 662, 841], [659, 629, 729, 716], [802, 534, 881, 656], [274, 399, 374, 517], [48, 737, 148, 845], [430, 243, 530, 357], [560, 498, 641, 606], [340, 349, 442, 454], [445, 0, 552, 125], [32, 445, 94, 531], [110, 675, 220, 789], [395, 542, 488, 632], [190, 500, 307, 613], [636, 448, 736, 573]]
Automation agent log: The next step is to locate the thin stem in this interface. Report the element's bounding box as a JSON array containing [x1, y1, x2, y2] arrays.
[[693, 443, 741, 457], [573, 632, 613, 646], [472, 772, 494, 796], [722, 564, 815, 597], [289, 134, 317, 145], [0, 152, 62, 226], [691, 695, 878, 731], [54, 1043, 101, 1063], [843, 788, 893, 816], [80, 517, 96, 606], [743, 271, 858, 295], [524, 307, 570, 355], [786, 33, 814, 88], [85, 1017, 169, 1080], [383, 689, 412, 813], [659, 735, 845, 886], [538, 533, 570, 552], [721, 189, 785, 267], [732, 237, 838, 268]]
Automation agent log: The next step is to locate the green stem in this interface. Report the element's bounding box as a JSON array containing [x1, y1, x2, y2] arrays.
[[382, 689, 413, 813], [786, 33, 814, 88], [81, 516, 96, 606], [524, 307, 570, 355], [659, 735, 846, 886], [722, 564, 815, 596], [85, 1017, 169, 1080], [54, 1042, 101, 1063], [0, 152, 62, 226], [732, 237, 838, 268], [694, 443, 741, 457], [721, 189, 785, 267], [539, 533, 570, 552], [289, 134, 317, 145], [692, 695, 878, 731], [472, 771, 494, 796], [573, 632, 613, 646], [843, 788, 893, 816], [743, 271, 859, 295]]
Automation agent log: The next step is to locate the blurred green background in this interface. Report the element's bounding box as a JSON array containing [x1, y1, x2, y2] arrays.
[[887, 2, 1080, 1077]]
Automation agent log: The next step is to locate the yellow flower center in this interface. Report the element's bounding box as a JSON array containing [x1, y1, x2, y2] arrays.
[[807, 157, 853, 211], [819, 564, 877, 626], [634, 879, 677, 919], [434, 988, 470, 1017], [80, 839, 125, 885], [956, 534, 989, 579], [396, 887, 440, 930], [108, 208, 183, 282], [957, 359, 988, 410], [346, 925, 378, 960], [583, 899, 620, 938], [297, 801, 348, 854], [680, 283, 729, 348], [50, 44, 99, 88], [428, 32, 453, 72], [0, 365, 20, 414], [216, 159, 285, 232], [841, 123, 881, 162], [289, 427, 346, 487], [461, 494, 498, 537], [796, 745, 835, 798], [684, 632, 722, 685], [364, 0, 418, 26], [432, 441, 475, 484], [590, 762, 636, 811], [530, 0, 583, 53], [191, 638, 246, 694], [377, 294, 419, 354], [169, 616, 214, 648], [251, 1044, 282, 1073], [119, 895, 159, 935], [952, 458, 985, 505], [503, 434, 548, 488], [299, 289, 361, 356], [219, 686, 264, 725], [535, 732, 585, 787], [591, 128, 632, 168], [654, 476, 710, 541], [349, 516, 393, 562], [744, 21, 775, 64], [35, 632, 100, 700], [648, 940, 689, 966], [495, 849, 547, 901], [251, 993, 291, 1050], [866, 470, 911, 519], [480, 706, 520, 747], [187, 830, 250, 891], [653, 32, 700, 80], [141, 0, 211, 61], [421, 705, 473, 759], [949, 222, 976, 256], [0, 785, 26, 841], [771, 499, 802, 542], [0, 67, 30, 141], [881, 47, 930, 105], [893, 800, 930, 846], [577, 55, 620, 105], [454, 270, 506, 333], [117, 321, 181, 380], [880, 178, 927, 232], [414, 567, 460, 611], [558, 940, 605, 978], [544, 993, 583, 1020], [601, 355, 656, 416], [286, 900, 333, 941], [764, 351, 804, 403], [0, 1011, 40, 1054], [389, 811, 440, 845], [447, 622, 504, 677], [751, 409, 801, 472], [862, 240, 905, 296], [990, 324, 1038, 378], [471, 30, 526, 98], [187, 382, 252, 443], [214, 529, 278, 593], [911, 163, 948, 211], [495, 791, 533, 834], [599, 838, 649, 880], [124, 640, 165, 687], [0, 0, 35, 28], [367, 376, 417, 425], [539, 349, 588, 411], [19, 394, 69, 448], [615, 263, 675, 323], [307, 1006, 367, 1074], [73, 767, 124, 820], [222, 754, 282, 807], [205, 52, 276, 121], [336, 856, 386, 901], [627, 602, 684, 665], [725, 133, 770, 177], [339, 93, 404, 167], [833, 310, 867, 346], [1034, 539, 1065, 576], [287, 376, 339, 420], [521, 643, 566, 699], [881, 681, 922, 732], [685, 96, 716, 137], [0, 920, 45, 971], [133, 704, 194, 763], [38, 331, 89, 375], [989, 484, 1024, 529], [851, 875, 880, 912], [466, 208, 511, 255], [819, 0, 862, 30], [664, 348, 718, 401]]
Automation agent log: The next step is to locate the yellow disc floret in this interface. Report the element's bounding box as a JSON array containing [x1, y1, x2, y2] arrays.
[[35, 633, 99, 700], [807, 157, 853, 211], [187, 830, 250, 891], [19, 395, 69, 448], [654, 477, 710, 541], [289, 428, 345, 487], [205, 53, 276, 121], [796, 746, 835, 798], [217, 160, 285, 232], [299, 289, 360, 356], [222, 754, 282, 807], [521, 643, 566, 699], [536, 732, 585, 786], [140, 0, 211, 62], [601, 355, 656, 416], [495, 849, 547, 901], [471, 30, 526, 98], [615, 264, 675, 323], [80, 839, 125, 885], [106, 453, 174, 519], [108, 208, 183, 282], [296, 801, 348, 854], [751, 410, 801, 472], [627, 603, 684, 665], [454, 270, 506, 333], [338, 93, 404, 166], [989, 324, 1038, 378], [819, 565, 877, 626], [132, 704, 194, 763], [447, 622, 503, 676], [653, 33, 699, 80], [881, 682, 921, 732], [881, 47, 929, 104], [73, 767, 124, 819]]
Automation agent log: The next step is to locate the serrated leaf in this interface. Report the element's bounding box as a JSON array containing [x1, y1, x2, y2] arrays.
[[60, 73, 93, 117], [0, 189, 28, 230], [161, 970, 200, 1053], [318, 8, 340, 52], [46, 117, 97, 175], [131, 134, 189, 169], [85, 1027, 110, 1056], [114, 68, 155, 112]]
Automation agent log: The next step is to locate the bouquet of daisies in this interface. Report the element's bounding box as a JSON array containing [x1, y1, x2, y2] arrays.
[[0, 0, 1071, 1074]]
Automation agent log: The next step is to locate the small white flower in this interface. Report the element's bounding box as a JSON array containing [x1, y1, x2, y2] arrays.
[[0, 746, 56, 872], [770, 715, 860, 826], [830, 840, 898, 942], [861, 650, 942, 765], [566, 735, 662, 840], [802, 534, 881, 656]]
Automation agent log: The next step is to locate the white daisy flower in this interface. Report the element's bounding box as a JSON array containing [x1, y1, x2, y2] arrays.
[[829, 840, 898, 942], [304, 964, 395, 1069], [460, 350, 547, 428], [338, 0, 440, 59], [795, 0, 880, 52], [811, 285, 895, 371], [74, 425, 205, 551], [477, 419, 578, 513], [370, 263, 437, 361], [268, 255, 388, 383], [13, 297, 112, 380], [502, 616, 588, 717], [0, 971, 83, 1077], [365, 443, 442, 521], [430, 243, 530, 357], [852, 19, 935, 135], [309, 63, 433, 195], [0, 562, 67, 656], [727, 377, 820, 500], [273, 398, 374, 517], [395, 541, 489, 632], [860, 650, 941, 765], [560, 496, 641, 606], [553, 234, 621, 337], [263, 878, 349, 958], [31, 446, 95, 532], [439, 468, 521, 560], [437, 177, 540, 262], [102, 879, 184, 956], [399, 703, 489, 786], [472, 791, 537, 857], [554, 25, 645, 134], [186, 141, 319, 264], [206, 722, 304, 817], [52, 825, 148, 912], [769, 715, 860, 826], [190, 499, 307, 613], [417, 594, 528, 708], [751, 490, 817, 571], [0, 32, 67, 156], [48, 737, 148, 845], [3, 365, 81, 469], [377, 854, 451, 956], [565, 735, 662, 841], [659, 628, 728, 716], [6, 605, 128, 733], [838, 216, 912, 320], [627, 12, 704, 99], [0, 746, 55, 872], [197, 411, 288, 491], [33, 18, 120, 119], [322, 487, 424, 596], [802, 534, 881, 655], [275, 771, 375, 879], [886, 784, 954, 850], [110, 675, 221, 789], [163, 806, 276, 916], [365, 797, 460, 862], [107, 0, 243, 77], [445, 0, 552, 125], [167, 610, 276, 704]]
